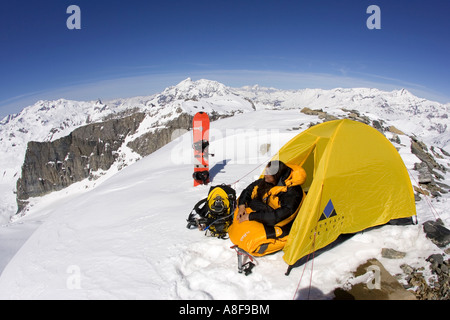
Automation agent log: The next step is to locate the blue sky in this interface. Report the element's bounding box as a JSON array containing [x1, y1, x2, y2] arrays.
[[1, 0, 449, 118]]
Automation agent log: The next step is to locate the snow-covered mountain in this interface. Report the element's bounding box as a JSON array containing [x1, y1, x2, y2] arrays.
[[1, 78, 450, 221], [0, 78, 449, 299], [1, 78, 449, 224], [235, 85, 450, 147]]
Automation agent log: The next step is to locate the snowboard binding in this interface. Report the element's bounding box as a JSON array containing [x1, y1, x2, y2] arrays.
[[192, 170, 210, 185]]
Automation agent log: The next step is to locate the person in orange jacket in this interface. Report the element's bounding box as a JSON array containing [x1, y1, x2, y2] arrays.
[[228, 160, 306, 256], [237, 160, 305, 226]]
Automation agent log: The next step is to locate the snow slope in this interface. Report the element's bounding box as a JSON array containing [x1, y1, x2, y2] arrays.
[[0, 108, 448, 300]]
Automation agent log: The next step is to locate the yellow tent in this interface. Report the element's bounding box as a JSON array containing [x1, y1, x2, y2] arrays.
[[271, 119, 416, 270]]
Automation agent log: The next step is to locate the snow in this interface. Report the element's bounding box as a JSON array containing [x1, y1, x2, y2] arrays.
[[0, 110, 302, 299], [0, 78, 449, 300], [1, 79, 448, 222]]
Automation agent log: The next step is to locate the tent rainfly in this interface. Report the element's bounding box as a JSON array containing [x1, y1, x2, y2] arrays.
[[273, 119, 416, 273]]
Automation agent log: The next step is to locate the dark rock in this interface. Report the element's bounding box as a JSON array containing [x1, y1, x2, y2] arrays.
[[411, 138, 446, 173], [423, 219, 450, 248], [400, 264, 415, 275], [127, 113, 192, 157], [414, 161, 448, 197], [439, 147, 450, 157], [16, 113, 145, 211], [390, 134, 401, 145], [372, 120, 383, 132], [427, 253, 444, 266]]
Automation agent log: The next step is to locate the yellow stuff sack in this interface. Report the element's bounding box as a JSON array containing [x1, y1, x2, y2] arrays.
[[228, 207, 291, 256]]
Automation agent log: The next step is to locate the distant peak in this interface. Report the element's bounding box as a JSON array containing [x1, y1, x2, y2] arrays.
[[395, 88, 412, 96], [159, 78, 229, 102], [178, 77, 192, 84]]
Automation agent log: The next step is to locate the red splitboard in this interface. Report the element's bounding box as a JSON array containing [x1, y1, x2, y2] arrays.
[[192, 112, 210, 186]]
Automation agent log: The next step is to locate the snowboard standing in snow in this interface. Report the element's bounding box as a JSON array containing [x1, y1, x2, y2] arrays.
[[192, 112, 210, 186]]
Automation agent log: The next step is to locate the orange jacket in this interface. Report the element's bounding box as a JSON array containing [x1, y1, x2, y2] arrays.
[[238, 164, 306, 227]]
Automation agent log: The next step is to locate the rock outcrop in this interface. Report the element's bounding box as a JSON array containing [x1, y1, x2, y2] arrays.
[[127, 112, 193, 157], [16, 113, 145, 211], [411, 138, 449, 198], [400, 254, 450, 300]]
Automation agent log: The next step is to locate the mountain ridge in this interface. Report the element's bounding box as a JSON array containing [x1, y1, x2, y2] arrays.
[[1, 78, 449, 222]]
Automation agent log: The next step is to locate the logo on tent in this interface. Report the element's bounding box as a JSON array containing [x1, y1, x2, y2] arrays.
[[319, 199, 337, 221]]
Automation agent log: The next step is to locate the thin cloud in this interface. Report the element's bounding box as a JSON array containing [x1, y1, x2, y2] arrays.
[[1, 69, 448, 119]]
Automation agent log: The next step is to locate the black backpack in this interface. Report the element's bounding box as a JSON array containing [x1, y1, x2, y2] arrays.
[[186, 184, 236, 239]]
